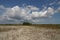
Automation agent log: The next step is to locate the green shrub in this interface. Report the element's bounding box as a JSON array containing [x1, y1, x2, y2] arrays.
[[23, 22, 32, 25]]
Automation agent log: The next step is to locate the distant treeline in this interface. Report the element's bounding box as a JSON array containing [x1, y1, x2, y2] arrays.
[[0, 24, 60, 29], [0, 24, 60, 26]]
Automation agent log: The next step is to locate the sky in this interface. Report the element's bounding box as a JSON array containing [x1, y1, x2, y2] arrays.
[[0, 0, 60, 24]]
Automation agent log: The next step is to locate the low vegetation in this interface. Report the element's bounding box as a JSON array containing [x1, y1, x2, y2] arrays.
[[23, 22, 32, 25]]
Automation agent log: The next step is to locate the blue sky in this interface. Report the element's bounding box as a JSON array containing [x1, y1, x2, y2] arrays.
[[0, 0, 60, 24]]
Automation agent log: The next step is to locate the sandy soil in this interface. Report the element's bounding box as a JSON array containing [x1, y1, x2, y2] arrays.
[[0, 26, 60, 40]]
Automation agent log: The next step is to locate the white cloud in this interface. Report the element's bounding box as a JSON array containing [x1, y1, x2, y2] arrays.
[[49, 2, 55, 5], [31, 7, 54, 18], [49, 1, 60, 6], [57, 1, 60, 5], [26, 5, 39, 11], [31, 11, 47, 17], [55, 7, 60, 13], [47, 7, 55, 16], [0, 5, 57, 24]]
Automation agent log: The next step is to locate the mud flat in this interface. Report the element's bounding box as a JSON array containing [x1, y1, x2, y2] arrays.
[[0, 26, 60, 40]]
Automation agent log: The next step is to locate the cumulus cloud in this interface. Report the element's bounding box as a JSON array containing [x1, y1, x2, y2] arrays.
[[31, 7, 54, 18], [0, 5, 58, 24], [55, 7, 60, 13]]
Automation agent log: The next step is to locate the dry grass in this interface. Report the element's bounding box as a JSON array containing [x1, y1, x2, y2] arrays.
[[0, 24, 60, 40], [0, 24, 60, 32]]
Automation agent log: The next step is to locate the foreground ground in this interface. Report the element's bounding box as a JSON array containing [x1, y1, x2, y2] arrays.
[[0, 25, 60, 40]]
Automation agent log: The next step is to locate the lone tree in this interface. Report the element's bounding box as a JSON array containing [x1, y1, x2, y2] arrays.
[[23, 22, 32, 25]]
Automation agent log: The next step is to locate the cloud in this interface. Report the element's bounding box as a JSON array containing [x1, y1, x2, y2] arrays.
[[31, 7, 54, 18], [55, 7, 60, 13], [0, 5, 58, 24], [57, 1, 60, 5], [49, 2, 55, 5], [26, 5, 39, 11], [49, 0, 60, 6]]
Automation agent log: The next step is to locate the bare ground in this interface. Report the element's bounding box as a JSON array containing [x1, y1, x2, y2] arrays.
[[0, 26, 60, 40]]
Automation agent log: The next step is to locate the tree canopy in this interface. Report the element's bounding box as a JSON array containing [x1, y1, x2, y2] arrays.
[[23, 22, 32, 25]]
